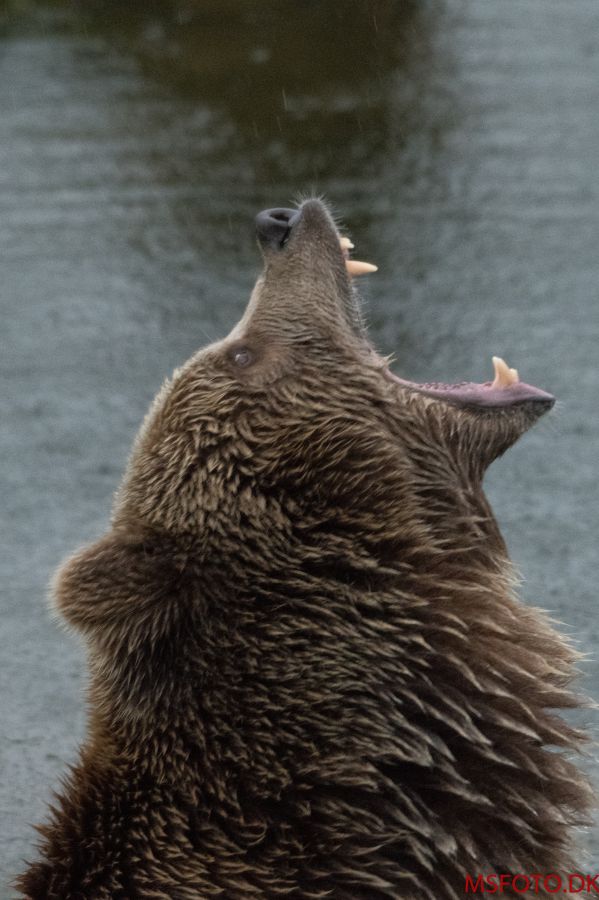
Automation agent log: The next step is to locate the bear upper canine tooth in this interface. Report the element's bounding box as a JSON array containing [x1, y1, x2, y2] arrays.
[[339, 236, 377, 275], [346, 259, 378, 276]]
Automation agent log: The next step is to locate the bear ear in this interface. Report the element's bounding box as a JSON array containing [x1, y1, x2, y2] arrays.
[[51, 529, 187, 638]]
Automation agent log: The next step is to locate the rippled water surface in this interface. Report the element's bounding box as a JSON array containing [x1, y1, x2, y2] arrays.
[[2, 0, 598, 881]]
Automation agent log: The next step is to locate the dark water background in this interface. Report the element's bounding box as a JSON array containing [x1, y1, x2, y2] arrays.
[[1, 0, 598, 883]]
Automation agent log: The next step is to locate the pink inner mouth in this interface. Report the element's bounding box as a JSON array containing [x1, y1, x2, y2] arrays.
[[385, 370, 555, 409]]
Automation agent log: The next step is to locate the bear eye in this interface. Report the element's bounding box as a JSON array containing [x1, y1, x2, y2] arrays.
[[232, 346, 253, 368]]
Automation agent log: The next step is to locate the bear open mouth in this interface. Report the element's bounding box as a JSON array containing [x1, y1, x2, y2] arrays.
[[256, 202, 554, 413], [337, 236, 555, 411]]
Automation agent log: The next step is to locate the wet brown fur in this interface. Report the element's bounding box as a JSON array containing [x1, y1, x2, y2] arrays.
[[17, 200, 592, 898]]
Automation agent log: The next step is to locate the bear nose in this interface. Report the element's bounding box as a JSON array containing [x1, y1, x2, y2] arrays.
[[255, 208, 300, 248]]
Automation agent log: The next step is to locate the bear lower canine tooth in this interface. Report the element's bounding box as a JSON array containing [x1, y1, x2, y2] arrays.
[[492, 355, 520, 388]]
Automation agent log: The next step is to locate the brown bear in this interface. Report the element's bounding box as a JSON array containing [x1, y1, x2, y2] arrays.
[[18, 199, 592, 899]]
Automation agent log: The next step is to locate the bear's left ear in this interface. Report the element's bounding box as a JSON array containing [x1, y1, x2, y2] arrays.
[[51, 528, 189, 642]]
